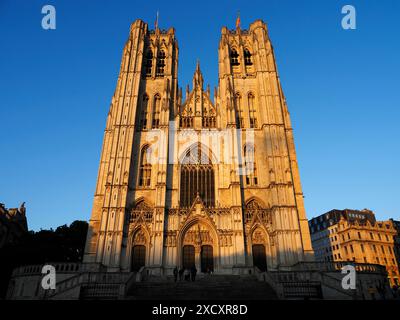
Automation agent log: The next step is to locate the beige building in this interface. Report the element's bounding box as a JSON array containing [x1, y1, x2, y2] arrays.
[[309, 209, 400, 286], [83, 18, 314, 275]]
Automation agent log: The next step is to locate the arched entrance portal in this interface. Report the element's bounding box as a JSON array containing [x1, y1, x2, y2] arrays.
[[182, 245, 195, 269], [252, 244, 267, 271], [179, 220, 217, 273], [201, 245, 213, 272], [131, 245, 146, 271]]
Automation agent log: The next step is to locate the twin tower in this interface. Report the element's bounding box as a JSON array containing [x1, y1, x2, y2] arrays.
[[83, 19, 314, 275]]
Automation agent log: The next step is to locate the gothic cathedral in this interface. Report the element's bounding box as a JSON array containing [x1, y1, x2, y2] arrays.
[[83, 19, 314, 275]]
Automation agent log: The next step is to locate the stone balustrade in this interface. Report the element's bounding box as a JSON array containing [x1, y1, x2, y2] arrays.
[[12, 262, 81, 276]]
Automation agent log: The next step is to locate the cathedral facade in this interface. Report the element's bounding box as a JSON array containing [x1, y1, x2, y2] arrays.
[[83, 19, 314, 275]]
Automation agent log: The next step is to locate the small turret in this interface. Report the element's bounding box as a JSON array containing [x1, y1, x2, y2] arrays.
[[192, 60, 204, 89]]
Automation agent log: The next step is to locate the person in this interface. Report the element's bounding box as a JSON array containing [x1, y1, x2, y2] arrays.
[[191, 265, 197, 282], [173, 266, 178, 282], [178, 267, 184, 281], [184, 268, 190, 281]]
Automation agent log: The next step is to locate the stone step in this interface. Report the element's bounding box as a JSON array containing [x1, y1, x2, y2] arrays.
[[127, 275, 277, 300]]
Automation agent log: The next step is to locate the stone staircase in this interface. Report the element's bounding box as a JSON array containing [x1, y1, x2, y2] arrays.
[[127, 274, 278, 300]]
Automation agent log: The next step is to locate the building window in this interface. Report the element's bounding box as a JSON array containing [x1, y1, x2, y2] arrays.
[[156, 50, 166, 77], [140, 94, 149, 130], [381, 245, 385, 254], [235, 93, 244, 128], [248, 93, 257, 128], [370, 232, 374, 240], [244, 48, 252, 66], [361, 244, 365, 253], [230, 48, 240, 66], [350, 245, 354, 253], [138, 146, 152, 187], [244, 144, 258, 186], [145, 50, 153, 76], [152, 94, 161, 128], [358, 232, 361, 239], [180, 143, 215, 208]]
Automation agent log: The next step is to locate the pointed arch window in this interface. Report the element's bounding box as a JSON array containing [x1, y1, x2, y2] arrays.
[[244, 144, 258, 186], [180, 143, 215, 208], [138, 146, 152, 187], [140, 94, 149, 130], [152, 94, 161, 128], [156, 50, 166, 77], [248, 93, 257, 128], [145, 50, 153, 77], [230, 48, 240, 66], [235, 92, 244, 128], [244, 48, 253, 66]]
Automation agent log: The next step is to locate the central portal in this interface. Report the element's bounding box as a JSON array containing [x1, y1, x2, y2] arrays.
[[181, 220, 216, 272], [200, 245, 213, 272]]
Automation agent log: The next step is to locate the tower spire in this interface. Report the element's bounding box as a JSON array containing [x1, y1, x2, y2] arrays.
[[193, 60, 203, 89], [155, 10, 159, 30], [235, 11, 241, 31]]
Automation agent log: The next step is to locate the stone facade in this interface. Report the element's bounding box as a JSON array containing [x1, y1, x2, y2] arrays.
[[309, 209, 400, 287], [83, 19, 314, 275]]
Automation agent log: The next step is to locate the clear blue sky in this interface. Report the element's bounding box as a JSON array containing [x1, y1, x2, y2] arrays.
[[1, 0, 399, 230]]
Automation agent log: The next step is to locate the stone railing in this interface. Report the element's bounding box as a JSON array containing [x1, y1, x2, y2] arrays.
[[44, 272, 84, 299], [290, 261, 387, 274], [45, 271, 133, 300], [12, 262, 81, 277], [79, 272, 133, 300]]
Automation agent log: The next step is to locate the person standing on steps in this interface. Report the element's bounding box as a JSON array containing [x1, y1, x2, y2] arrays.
[[178, 267, 184, 281], [184, 268, 190, 281], [173, 266, 178, 282], [191, 265, 197, 282]]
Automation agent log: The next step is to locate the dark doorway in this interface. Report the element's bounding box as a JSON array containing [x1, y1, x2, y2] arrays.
[[201, 245, 214, 272], [252, 244, 267, 271], [182, 245, 195, 269], [131, 245, 146, 272]]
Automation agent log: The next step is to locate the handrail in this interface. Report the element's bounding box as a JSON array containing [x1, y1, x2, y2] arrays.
[[43, 272, 85, 299], [254, 267, 284, 298]]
